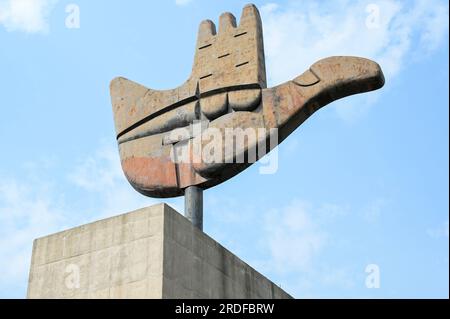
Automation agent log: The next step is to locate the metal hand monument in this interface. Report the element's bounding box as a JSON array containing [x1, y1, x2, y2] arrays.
[[110, 4, 384, 229]]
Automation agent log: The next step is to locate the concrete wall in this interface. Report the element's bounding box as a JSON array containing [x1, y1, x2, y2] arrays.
[[27, 204, 165, 298], [162, 204, 291, 298], [27, 203, 292, 299]]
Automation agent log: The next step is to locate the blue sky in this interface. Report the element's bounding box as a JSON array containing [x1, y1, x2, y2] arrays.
[[0, 0, 448, 298]]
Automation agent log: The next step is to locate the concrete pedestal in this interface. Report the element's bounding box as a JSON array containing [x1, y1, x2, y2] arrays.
[[27, 203, 292, 299]]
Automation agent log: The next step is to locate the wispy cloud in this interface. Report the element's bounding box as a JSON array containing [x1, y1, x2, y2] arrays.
[[260, 0, 449, 121], [0, 0, 58, 33], [67, 141, 157, 218], [0, 141, 156, 297], [263, 200, 327, 273], [207, 195, 385, 297], [0, 174, 66, 296], [427, 220, 449, 239], [175, 0, 192, 7], [362, 198, 387, 223], [258, 199, 357, 297]]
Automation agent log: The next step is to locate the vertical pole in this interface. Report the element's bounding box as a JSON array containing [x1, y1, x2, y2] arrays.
[[184, 186, 203, 231]]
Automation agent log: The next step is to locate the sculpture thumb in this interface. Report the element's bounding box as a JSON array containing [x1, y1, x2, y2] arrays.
[[262, 56, 385, 140]]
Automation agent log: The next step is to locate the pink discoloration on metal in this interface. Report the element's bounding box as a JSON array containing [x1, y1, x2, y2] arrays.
[[121, 157, 179, 197]]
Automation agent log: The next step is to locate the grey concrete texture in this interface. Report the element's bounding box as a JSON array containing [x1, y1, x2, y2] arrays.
[[27, 203, 292, 299]]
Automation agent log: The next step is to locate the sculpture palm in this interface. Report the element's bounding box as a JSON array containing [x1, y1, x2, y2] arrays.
[[110, 4, 384, 198]]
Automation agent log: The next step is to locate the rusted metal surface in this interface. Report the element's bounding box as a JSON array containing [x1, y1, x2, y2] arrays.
[[110, 4, 385, 198]]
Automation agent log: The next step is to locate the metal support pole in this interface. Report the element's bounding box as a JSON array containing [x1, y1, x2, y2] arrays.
[[184, 186, 203, 231]]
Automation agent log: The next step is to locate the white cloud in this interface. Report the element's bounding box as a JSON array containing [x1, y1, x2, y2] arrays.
[[68, 146, 120, 193], [260, 0, 449, 121], [260, 200, 350, 275], [362, 198, 387, 223], [427, 220, 449, 239], [0, 141, 157, 297], [263, 200, 327, 273], [0, 0, 58, 33], [255, 200, 359, 297], [319, 267, 356, 290], [67, 141, 157, 218], [0, 176, 66, 296], [175, 0, 192, 7]]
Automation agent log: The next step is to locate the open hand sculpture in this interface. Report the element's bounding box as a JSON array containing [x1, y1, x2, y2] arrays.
[[110, 4, 384, 199]]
